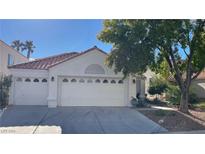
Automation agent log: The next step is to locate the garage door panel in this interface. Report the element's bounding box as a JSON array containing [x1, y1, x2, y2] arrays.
[[60, 78, 125, 106], [14, 80, 48, 105]]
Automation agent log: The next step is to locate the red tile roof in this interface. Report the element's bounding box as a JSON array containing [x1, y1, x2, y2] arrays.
[[8, 46, 107, 70]]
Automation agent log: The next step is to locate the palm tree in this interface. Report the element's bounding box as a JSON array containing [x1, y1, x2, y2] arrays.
[[22, 41, 36, 59], [11, 40, 23, 52]]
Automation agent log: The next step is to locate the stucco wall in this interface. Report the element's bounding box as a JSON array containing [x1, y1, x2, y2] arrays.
[[0, 40, 28, 75], [143, 69, 155, 94], [47, 49, 127, 107]]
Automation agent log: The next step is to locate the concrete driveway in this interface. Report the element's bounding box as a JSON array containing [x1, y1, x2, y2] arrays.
[[0, 106, 167, 134]]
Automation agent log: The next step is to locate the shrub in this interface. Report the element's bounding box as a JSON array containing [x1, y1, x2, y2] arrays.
[[0, 75, 12, 109], [148, 76, 168, 98], [130, 97, 146, 108], [166, 84, 199, 105], [166, 84, 181, 105]]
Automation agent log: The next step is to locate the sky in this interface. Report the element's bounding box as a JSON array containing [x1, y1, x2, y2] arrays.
[[0, 19, 112, 59]]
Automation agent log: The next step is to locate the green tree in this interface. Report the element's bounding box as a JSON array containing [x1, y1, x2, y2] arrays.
[[22, 40, 36, 59], [98, 19, 205, 113], [11, 40, 23, 52]]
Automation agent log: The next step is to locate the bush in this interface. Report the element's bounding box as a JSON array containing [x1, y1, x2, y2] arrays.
[[130, 97, 146, 108], [166, 84, 199, 105], [0, 75, 12, 109], [166, 84, 181, 105], [148, 76, 168, 98]]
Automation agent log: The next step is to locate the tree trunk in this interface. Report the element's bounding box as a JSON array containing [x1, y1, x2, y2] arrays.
[[27, 51, 30, 59], [179, 89, 189, 113]]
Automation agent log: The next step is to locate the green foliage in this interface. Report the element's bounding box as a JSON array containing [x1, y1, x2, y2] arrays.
[[11, 40, 35, 59], [0, 75, 12, 108], [22, 40, 36, 59], [148, 76, 168, 95], [98, 19, 205, 112], [166, 84, 199, 105], [166, 84, 181, 105], [193, 101, 205, 110], [11, 40, 24, 52]]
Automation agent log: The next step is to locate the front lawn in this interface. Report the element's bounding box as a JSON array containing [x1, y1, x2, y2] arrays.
[[139, 109, 205, 132]]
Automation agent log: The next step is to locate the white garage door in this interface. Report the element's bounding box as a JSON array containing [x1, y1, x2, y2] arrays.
[[60, 77, 125, 106], [14, 77, 48, 105]]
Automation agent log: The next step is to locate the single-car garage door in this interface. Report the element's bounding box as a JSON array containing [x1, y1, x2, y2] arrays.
[[13, 77, 48, 105], [59, 77, 126, 106]]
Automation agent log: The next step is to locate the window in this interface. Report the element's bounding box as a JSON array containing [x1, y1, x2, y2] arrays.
[[95, 79, 101, 83], [51, 76, 55, 82], [79, 79, 85, 83], [62, 78, 68, 82], [85, 64, 105, 74], [103, 79, 108, 83], [16, 77, 22, 82], [42, 79, 47, 83], [71, 79, 77, 83], [33, 78, 39, 82], [111, 80, 116, 84], [25, 78, 31, 82], [118, 80, 123, 84], [87, 79, 93, 83], [132, 79, 136, 84], [8, 54, 14, 66]]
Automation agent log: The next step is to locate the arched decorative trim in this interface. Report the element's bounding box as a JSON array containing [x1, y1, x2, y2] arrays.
[[16, 77, 22, 82], [103, 79, 108, 83], [111, 80, 116, 84], [85, 64, 105, 74], [25, 78, 31, 82], [63, 78, 68, 82], [71, 79, 77, 83], [95, 79, 101, 83], [79, 79, 85, 83], [42, 79, 47, 83], [118, 80, 123, 84], [87, 79, 93, 83], [33, 78, 39, 82]]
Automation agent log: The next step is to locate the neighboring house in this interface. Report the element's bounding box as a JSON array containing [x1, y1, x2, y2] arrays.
[[0, 40, 28, 75], [9, 46, 148, 107]]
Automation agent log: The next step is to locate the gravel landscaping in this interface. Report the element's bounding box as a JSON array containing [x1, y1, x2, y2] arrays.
[[138, 109, 205, 132]]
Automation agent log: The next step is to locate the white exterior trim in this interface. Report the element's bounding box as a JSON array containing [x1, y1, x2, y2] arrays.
[[9, 48, 148, 107]]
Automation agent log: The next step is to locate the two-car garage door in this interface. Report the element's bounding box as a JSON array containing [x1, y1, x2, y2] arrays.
[[59, 77, 126, 106]]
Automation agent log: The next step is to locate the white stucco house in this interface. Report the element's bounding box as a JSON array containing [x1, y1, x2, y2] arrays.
[[9, 46, 150, 107]]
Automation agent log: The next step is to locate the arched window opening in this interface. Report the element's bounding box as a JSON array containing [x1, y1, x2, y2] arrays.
[[85, 64, 105, 74], [25, 78, 31, 82], [42, 79, 47, 83], [103, 79, 108, 83], [63, 78, 68, 82], [118, 80, 123, 84], [95, 79, 101, 83], [71, 79, 77, 83], [111, 80, 116, 84], [33, 78, 39, 82]]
